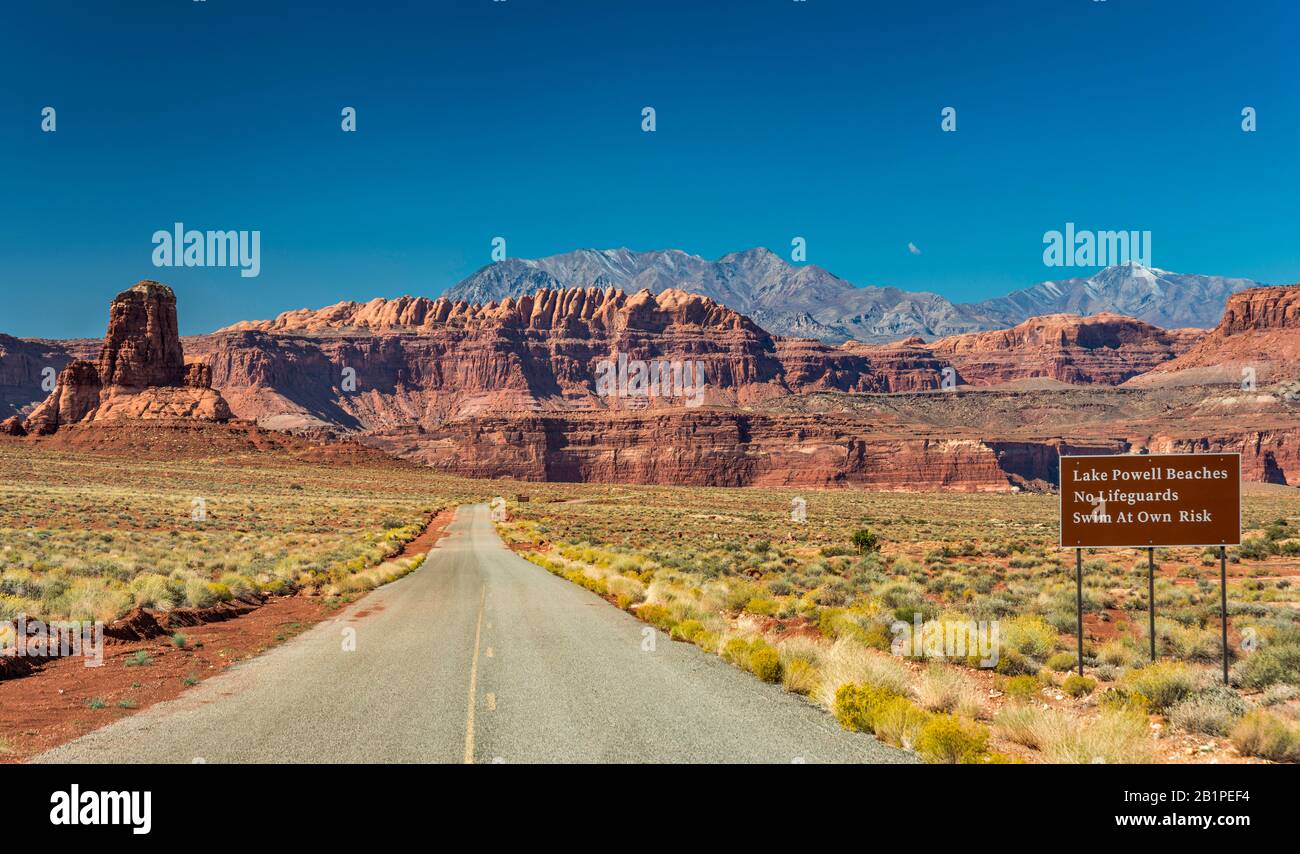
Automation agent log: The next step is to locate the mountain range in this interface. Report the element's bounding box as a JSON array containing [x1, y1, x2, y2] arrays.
[[443, 248, 1264, 343]]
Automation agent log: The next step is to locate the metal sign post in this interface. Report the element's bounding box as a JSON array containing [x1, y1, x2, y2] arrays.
[[1220, 545, 1230, 685], [1075, 548, 1084, 676], [1148, 547, 1157, 662], [1059, 453, 1241, 681]]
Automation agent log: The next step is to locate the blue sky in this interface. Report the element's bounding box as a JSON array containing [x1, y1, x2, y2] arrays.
[[1, 0, 1296, 337]]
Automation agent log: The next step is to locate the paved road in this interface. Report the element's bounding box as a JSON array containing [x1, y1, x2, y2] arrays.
[[36, 505, 913, 764]]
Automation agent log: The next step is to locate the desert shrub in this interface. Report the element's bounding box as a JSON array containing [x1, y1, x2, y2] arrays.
[[1098, 686, 1151, 715], [1157, 619, 1222, 663], [721, 637, 753, 666], [1230, 710, 1300, 762], [1004, 615, 1058, 658], [219, 573, 256, 602], [1169, 686, 1249, 736], [1046, 651, 1079, 672], [1235, 538, 1274, 561], [183, 578, 221, 609], [748, 644, 783, 683], [914, 664, 983, 717], [1093, 663, 1121, 682], [692, 630, 719, 654], [1122, 661, 1199, 712], [636, 604, 676, 631], [128, 574, 181, 610], [670, 619, 704, 643], [994, 649, 1038, 676], [817, 638, 910, 706], [915, 714, 990, 764], [1232, 643, 1300, 690], [1262, 684, 1298, 706], [833, 682, 899, 733], [782, 659, 820, 696], [1098, 638, 1140, 667], [1063, 674, 1097, 698], [257, 576, 292, 597], [1002, 674, 1041, 700], [872, 697, 932, 750], [851, 529, 881, 554], [1042, 710, 1156, 764], [994, 703, 1055, 749]]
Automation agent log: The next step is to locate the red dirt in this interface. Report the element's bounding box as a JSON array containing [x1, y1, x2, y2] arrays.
[[395, 508, 455, 558], [0, 594, 331, 763], [0, 508, 456, 763]]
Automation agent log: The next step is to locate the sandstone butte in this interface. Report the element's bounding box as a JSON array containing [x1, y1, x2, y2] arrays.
[[15, 282, 231, 436], [2, 281, 1297, 492]]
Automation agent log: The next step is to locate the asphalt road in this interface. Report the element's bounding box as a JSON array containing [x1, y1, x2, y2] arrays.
[[36, 505, 913, 764]]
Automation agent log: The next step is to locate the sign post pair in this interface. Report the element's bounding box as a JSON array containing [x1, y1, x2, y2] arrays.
[[1059, 453, 1241, 684]]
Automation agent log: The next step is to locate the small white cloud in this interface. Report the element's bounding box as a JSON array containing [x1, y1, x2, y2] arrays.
[[907, 242, 922, 255]]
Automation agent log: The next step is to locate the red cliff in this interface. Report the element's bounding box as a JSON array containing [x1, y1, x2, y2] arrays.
[[24, 282, 231, 434]]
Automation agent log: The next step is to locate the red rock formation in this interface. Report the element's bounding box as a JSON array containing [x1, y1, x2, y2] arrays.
[[1140, 285, 1300, 383], [25, 360, 102, 435], [0, 333, 78, 418], [364, 412, 1088, 491], [23, 282, 231, 434], [98, 282, 187, 387], [1, 415, 25, 436], [930, 313, 1199, 386], [192, 287, 907, 428], [774, 336, 952, 393]]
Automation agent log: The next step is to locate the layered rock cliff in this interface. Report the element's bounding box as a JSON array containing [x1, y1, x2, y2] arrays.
[[4, 281, 1296, 490], [192, 287, 946, 429], [930, 313, 1201, 386], [1138, 285, 1300, 383], [363, 411, 1125, 491], [24, 282, 231, 434]]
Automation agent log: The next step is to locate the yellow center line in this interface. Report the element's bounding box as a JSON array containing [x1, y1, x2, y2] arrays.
[[462, 584, 487, 764]]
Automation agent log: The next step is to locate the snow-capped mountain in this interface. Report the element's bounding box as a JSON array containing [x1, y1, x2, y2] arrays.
[[443, 249, 1267, 343], [973, 263, 1261, 330], [445, 248, 990, 342]]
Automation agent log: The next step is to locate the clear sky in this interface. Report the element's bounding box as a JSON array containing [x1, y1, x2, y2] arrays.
[[1, 0, 1296, 337]]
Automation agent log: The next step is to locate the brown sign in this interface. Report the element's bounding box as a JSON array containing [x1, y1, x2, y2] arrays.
[[1060, 453, 1240, 548]]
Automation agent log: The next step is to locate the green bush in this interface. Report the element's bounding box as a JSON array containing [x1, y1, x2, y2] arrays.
[[692, 630, 719, 654], [1169, 686, 1249, 737], [834, 683, 899, 733], [748, 645, 783, 683], [872, 696, 932, 750], [782, 658, 820, 696], [722, 637, 753, 666], [1231, 709, 1300, 762], [670, 619, 704, 642], [995, 649, 1038, 676], [1004, 615, 1059, 658], [851, 529, 881, 555], [1122, 661, 1199, 712], [1232, 643, 1300, 690], [1046, 651, 1079, 672], [915, 714, 990, 764], [1063, 674, 1097, 697], [1002, 674, 1041, 700]]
